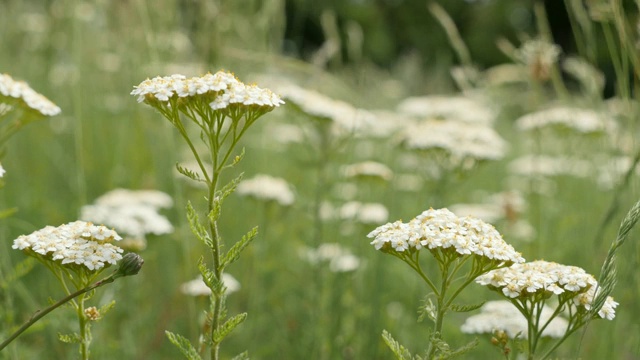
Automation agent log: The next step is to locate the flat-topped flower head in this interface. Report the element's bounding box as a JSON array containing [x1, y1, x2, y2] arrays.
[[12, 221, 124, 271], [131, 71, 284, 111], [401, 119, 508, 163], [476, 260, 618, 320], [515, 106, 617, 135], [299, 242, 361, 273], [236, 174, 295, 206], [515, 38, 561, 81], [341, 161, 393, 181], [397, 95, 496, 125], [0, 73, 61, 116], [80, 188, 174, 240], [368, 208, 525, 265]]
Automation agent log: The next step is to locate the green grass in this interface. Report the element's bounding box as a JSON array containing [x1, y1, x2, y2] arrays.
[[1, 1, 640, 359]]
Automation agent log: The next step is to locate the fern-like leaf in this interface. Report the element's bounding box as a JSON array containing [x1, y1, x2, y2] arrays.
[[221, 227, 258, 269], [213, 313, 247, 343], [381, 330, 413, 360], [165, 331, 202, 360]]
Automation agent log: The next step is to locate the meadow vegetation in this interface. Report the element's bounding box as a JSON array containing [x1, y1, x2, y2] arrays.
[[1, 1, 639, 359]]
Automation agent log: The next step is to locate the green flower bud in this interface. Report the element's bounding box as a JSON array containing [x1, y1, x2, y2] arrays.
[[115, 253, 144, 278]]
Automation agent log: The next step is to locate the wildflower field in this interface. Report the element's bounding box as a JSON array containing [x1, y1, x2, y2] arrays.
[[1, 1, 640, 359]]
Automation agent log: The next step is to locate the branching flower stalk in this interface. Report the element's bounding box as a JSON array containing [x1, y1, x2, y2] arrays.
[[131, 71, 283, 360], [368, 208, 525, 359], [8, 221, 138, 359], [476, 261, 619, 359], [0, 253, 143, 353]]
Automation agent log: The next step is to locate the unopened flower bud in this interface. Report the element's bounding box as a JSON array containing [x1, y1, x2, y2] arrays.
[[115, 253, 144, 278]]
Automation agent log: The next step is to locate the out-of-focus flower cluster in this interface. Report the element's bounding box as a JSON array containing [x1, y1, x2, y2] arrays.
[[397, 95, 495, 125], [368, 208, 525, 264], [0, 73, 61, 116], [300, 243, 361, 273], [476, 260, 618, 320], [515, 38, 561, 81], [394, 95, 506, 172], [461, 300, 568, 339], [131, 71, 284, 110], [12, 221, 123, 271], [276, 83, 375, 134], [339, 201, 389, 225], [516, 106, 617, 135], [341, 161, 393, 182], [180, 273, 241, 296], [449, 191, 535, 242], [401, 120, 507, 163], [236, 174, 295, 206], [80, 188, 174, 250]]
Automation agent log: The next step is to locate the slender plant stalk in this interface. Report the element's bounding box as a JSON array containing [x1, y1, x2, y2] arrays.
[[0, 274, 116, 352]]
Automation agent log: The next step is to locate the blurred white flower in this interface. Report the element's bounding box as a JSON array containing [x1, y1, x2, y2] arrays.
[[450, 191, 526, 224], [515, 106, 616, 135], [264, 122, 305, 147], [272, 82, 375, 135], [0, 73, 61, 116], [80, 188, 174, 240], [339, 201, 389, 225], [596, 156, 640, 190], [398, 95, 495, 125], [515, 38, 561, 81], [461, 300, 568, 339], [342, 161, 393, 181], [93, 188, 173, 209], [300, 243, 361, 273], [236, 174, 295, 206], [402, 119, 508, 162], [0, 163, 5, 177], [508, 155, 592, 178], [180, 273, 241, 296]]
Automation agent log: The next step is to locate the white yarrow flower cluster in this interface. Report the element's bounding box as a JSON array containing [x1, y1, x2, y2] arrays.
[[515, 38, 561, 80], [397, 95, 495, 125], [476, 260, 618, 320], [402, 119, 508, 162], [0, 163, 5, 178], [180, 274, 241, 296], [339, 201, 389, 225], [461, 300, 568, 339], [342, 161, 393, 181], [368, 208, 525, 264], [12, 221, 123, 271], [300, 243, 361, 273], [515, 106, 617, 135], [276, 83, 375, 134], [131, 71, 284, 109], [80, 188, 174, 239], [236, 174, 295, 206], [0, 73, 61, 116], [508, 155, 592, 179]]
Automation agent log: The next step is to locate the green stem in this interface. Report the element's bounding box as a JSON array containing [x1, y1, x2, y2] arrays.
[[77, 293, 90, 360], [0, 274, 115, 352], [426, 261, 450, 359]]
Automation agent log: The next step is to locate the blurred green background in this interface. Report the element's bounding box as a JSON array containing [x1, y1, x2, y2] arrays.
[[1, 0, 639, 359]]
